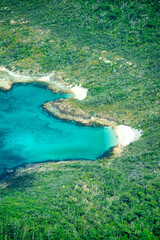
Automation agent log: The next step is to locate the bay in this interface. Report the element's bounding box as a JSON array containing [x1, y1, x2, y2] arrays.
[[0, 83, 117, 176]]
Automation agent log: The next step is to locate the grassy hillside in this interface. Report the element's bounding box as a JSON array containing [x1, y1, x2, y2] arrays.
[[0, 0, 159, 239]]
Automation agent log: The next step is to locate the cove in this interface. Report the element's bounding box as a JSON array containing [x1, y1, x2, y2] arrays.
[[0, 83, 117, 176]]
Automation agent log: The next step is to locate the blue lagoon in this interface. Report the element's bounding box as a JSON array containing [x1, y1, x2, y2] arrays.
[[0, 84, 117, 176]]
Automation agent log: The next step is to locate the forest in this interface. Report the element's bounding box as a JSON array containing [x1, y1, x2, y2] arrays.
[[0, 0, 159, 239]]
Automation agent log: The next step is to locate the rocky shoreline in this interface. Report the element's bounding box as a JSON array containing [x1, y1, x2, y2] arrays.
[[0, 66, 72, 94], [43, 99, 127, 157], [0, 66, 142, 159], [43, 99, 117, 127], [0, 65, 118, 127]]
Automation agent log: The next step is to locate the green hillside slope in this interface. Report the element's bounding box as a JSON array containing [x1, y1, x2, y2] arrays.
[[0, 0, 159, 239]]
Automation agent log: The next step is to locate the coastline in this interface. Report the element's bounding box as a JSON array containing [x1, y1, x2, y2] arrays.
[[0, 66, 71, 94], [43, 99, 117, 127], [0, 66, 142, 157], [115, 125, 143, 147], [43, 99, 142, 155]]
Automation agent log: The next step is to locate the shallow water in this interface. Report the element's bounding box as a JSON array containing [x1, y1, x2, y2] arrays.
[[0, 83, 117, 175]]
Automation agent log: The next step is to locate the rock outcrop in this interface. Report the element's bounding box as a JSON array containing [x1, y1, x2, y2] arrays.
[[44, 99, 117, 127]]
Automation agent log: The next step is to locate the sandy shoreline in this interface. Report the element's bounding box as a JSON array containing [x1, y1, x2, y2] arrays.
[[69, 84, 88, 100], [0, 66, 142, 151], [115, 125, 143, 147]]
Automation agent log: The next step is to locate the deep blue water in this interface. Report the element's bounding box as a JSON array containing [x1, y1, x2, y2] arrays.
[[0, 83, 117, 175]]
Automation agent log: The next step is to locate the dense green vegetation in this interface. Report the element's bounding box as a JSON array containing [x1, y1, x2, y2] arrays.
[[0, 0, 159, 239]]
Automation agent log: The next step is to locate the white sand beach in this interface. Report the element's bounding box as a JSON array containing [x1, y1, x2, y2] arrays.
[[115, 125, 143, 146], [69, 84, 88, 100]]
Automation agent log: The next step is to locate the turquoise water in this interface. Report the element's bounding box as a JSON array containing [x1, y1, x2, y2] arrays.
[[0, 83, 117, 175]]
